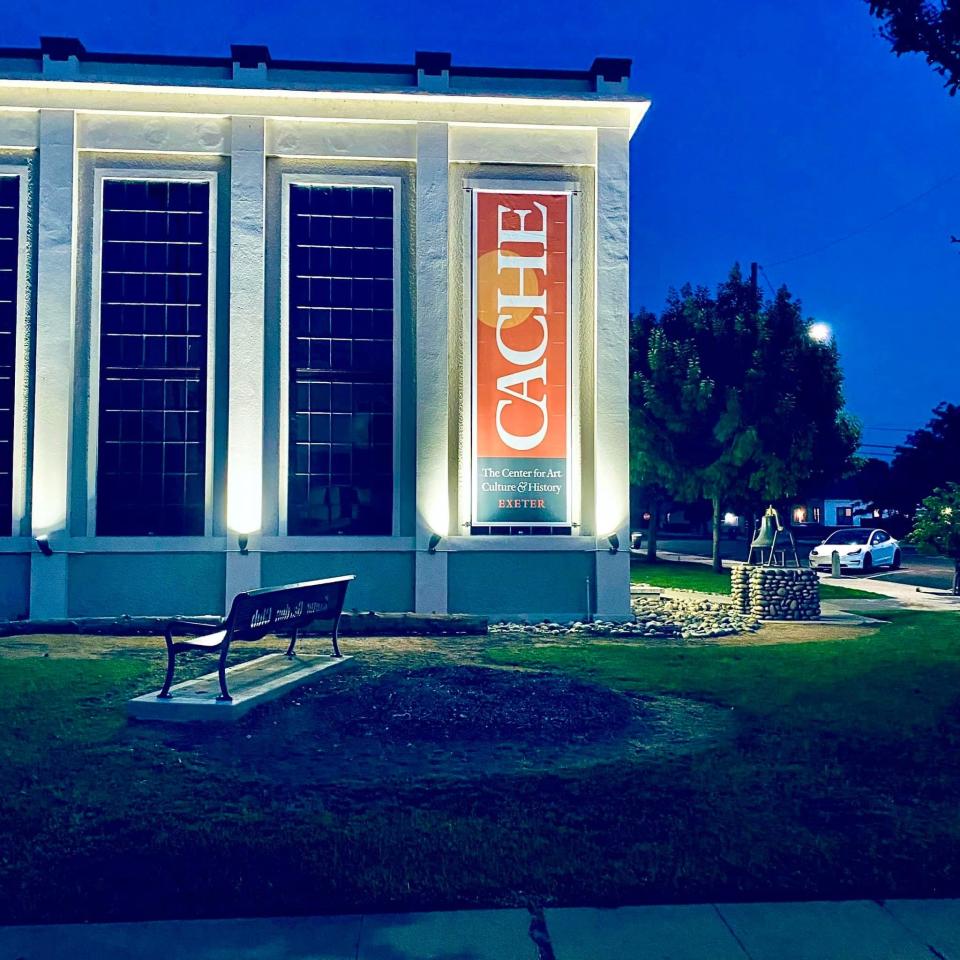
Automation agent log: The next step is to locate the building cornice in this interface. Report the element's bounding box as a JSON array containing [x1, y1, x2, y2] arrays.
[[0, 40, 651, 134]]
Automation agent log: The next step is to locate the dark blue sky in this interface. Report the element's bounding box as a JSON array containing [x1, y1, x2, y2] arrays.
[[6, 0, 959, 456]]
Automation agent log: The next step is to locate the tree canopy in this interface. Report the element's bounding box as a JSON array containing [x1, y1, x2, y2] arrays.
[[866, 1, 960, 95], [909, 483, 960, 593], [630, 265, 860, 569], [862, 403, 960, 520]]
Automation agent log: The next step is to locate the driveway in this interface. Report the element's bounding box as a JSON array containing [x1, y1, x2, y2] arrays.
[[654, 538, 956, 591]]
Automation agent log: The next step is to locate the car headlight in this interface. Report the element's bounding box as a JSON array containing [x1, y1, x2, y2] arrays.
[[849, 548, 861, 555], [810, 550, 818, 557]]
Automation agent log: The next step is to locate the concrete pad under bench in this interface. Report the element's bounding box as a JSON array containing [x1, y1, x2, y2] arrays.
[[127, 652, 354, 723]]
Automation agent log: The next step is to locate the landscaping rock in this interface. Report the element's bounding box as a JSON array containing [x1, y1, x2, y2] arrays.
[[489, 590, 761, 641], [730, 563, 821, 621]]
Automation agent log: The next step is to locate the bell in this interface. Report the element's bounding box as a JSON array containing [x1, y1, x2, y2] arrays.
[[747, 504, 800, 567], [750, 510, 779, 549]]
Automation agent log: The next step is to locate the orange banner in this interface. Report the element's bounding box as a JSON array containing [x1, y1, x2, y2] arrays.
[[472, 190, 571, 526]]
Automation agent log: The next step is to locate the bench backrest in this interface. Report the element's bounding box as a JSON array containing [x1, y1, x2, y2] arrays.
[[225, 576, 354, 643]]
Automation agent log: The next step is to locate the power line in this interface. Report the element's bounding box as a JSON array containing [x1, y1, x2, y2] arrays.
[[757, 264, 778, 297], [763, 169, 960, 269]]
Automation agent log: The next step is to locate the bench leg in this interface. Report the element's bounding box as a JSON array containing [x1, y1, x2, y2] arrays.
[[157, 627, 176, 699], [331, 613, 343, 658], [215, 641, 233, 702], [285, 627, 299, 658]]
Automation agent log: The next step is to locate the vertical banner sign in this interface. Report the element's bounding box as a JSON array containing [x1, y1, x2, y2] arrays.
[[472, 190, 572, 526]]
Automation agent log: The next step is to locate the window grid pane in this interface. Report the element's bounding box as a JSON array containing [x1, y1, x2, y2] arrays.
[[96, 179, 210, 536], [0, 175, 19, 534], [287, 184, 394, 535]]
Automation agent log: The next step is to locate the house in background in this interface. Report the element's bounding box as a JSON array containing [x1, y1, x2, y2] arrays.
[[791, 479, 889, 530]]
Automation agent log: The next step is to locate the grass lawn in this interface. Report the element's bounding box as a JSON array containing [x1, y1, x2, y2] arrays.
[[2, 613, 960, 923], [631, 557, 881, 601]]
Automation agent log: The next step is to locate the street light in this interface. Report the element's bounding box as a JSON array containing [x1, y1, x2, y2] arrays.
[[808, 321, 832, 344]]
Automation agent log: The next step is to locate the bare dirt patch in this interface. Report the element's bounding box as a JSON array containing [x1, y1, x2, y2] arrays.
[[714, 621, 878, 646], [330, 665, 636, 742], [144, 661, 730, 785]]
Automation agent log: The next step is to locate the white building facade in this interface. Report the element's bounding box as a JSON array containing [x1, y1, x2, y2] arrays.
[[0, 39, 648, 622]]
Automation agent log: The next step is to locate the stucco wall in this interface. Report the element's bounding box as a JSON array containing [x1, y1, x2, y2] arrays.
[[447, 550, 594, 619], [67, 552, 226, 617], [261, 551, 415, 613], [0, 554, 30, 620]]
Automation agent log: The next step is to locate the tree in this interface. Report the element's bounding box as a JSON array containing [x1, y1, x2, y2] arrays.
[[852, 457, 895, 516], [884, 403, 960, 519], [630, 288, 735, 570], [909, 483, 960, 594], [866, 1, 960, 96], [630, 266, 860, 571], [629, 310, 668, 561]]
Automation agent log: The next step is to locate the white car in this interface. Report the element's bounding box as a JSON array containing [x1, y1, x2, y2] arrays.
[[809, 528, 901, 573]]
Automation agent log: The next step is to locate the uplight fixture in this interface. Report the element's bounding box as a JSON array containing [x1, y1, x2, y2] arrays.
[[428, 533, 442, 554], [36, 536, 53, 557]]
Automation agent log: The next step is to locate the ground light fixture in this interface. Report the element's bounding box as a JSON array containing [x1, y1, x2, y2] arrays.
[[237, 534, 250, 556], [607, 533, 620, 554], [428, 533, 442, 554], [35, 536, 53, 557]]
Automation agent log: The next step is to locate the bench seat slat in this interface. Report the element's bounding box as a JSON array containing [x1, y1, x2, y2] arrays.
[[174, 630, 227, 651]]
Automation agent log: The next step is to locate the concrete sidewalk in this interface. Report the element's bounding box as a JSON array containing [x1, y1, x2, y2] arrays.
[[815, 572, 960, 611], [3, 899, 960, 959]]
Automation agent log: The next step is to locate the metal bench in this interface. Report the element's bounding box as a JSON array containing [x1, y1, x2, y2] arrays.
[[158, 575, 354, 702]]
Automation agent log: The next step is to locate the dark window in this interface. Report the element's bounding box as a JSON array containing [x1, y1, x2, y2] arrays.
[[0, 175, 19, 535], [96, 179, 210, 535], [287, 183, 394, 535]]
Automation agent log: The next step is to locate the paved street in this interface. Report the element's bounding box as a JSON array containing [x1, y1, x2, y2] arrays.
[[653, 537, 956, 591], [4, 899, 960, 959]]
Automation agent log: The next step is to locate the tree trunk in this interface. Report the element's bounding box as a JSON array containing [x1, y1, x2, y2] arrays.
[[646, 501, 660, 563], [953, 559, 960, 597], [711, 495, 723, 573]]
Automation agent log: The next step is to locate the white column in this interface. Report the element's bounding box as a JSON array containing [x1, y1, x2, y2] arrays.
[[30, 109, 77, 620], [225, 117, 265, 596], [225, 551, 261, 607], [414, 121, 450, 614], [594, 126, 632, 618]]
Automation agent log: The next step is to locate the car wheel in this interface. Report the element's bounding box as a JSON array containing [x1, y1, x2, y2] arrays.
[[862, 553, 873, 573], [891, 549, 901, 571]]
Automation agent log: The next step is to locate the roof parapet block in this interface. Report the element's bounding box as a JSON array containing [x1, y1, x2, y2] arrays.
[[232, 44, 270, 84], [40, 36, 85, 78], [590, 57, 631, 93], [416, 51, 451, 91]]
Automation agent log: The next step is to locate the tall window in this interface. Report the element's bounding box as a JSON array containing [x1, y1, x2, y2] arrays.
[[0, 175, 19, 535], [287, 183, 395, 535], [96, 178, 211, 536]]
